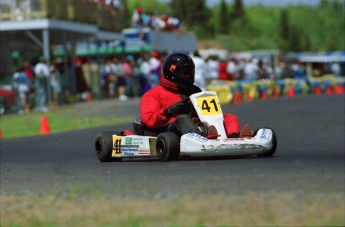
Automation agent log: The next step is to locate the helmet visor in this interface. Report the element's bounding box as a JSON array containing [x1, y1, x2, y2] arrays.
[[175, 66, 195, 85]]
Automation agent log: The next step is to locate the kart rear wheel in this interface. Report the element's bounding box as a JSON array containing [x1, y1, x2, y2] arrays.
[[255, 128, 277, 157], [95, 131, 122, 162], [156, 132, 180, 162]]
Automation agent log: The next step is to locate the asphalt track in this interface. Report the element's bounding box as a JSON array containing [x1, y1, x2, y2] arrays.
[[0, 95, 344, 197]]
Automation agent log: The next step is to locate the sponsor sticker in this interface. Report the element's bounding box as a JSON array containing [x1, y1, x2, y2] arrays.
[[121, 146, 139, 152], [225, 138, 245, 141], [125, 137, 132, 145], [186, 133, 208, 143], [260, 129, 272, 141], [131, 137, 145, 145]]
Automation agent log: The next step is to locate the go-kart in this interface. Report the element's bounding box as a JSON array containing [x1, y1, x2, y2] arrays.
[[95, 91, 277, 162]]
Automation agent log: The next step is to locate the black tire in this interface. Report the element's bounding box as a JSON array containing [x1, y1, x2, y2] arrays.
[[95, 131, 123, 162], [156, 132, 180, 162], [254, 128, 277, 157]]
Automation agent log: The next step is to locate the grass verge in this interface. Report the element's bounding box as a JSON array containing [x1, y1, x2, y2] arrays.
[[1, 191, 344, 226], [0, 108, 131, 139]]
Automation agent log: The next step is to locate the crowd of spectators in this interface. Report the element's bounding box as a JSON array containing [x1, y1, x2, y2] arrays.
[[98, 51, 343, 99], [10, 50, 343, 115], [100, 51, 162, 100], [132, 7, 184, 33], [11, 57, 62, 115], [91, 0, 122, 11]]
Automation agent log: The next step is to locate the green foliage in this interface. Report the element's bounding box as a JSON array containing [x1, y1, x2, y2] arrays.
[[170, 0, 189, 20], [170, 0, 212, 37], [121, 0, 131, 28], [219, 0, 229, 34], [127, 0, 172, 15], [216, 0, 345, 52], [231, 0, 245, 20], [125, 0, 344, 52]]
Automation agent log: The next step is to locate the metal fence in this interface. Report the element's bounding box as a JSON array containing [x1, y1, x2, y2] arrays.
[[0, 0, 125, 31]]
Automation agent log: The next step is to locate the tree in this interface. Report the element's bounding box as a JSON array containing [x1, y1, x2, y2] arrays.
[[170, 0, 189, 23], [320, 0, 330, 9], [188, 0, 210, 25], [278, 9, 290, 52], [288, 26, 302, 52], [121, 0, 131, 28], [171, 0, 213, 38], [231, 0, 245, 20], [219, 0, 229, 34]]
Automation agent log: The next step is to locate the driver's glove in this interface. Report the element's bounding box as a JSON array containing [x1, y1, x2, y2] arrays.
[[164, 102, 191, 118]]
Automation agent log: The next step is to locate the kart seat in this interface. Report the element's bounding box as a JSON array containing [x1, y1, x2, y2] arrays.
[[132, 117, 165, 136], [132, 117, 146, 135]]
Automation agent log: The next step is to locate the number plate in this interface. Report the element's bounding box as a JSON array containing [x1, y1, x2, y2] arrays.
[[196, 96, 221, 115], [112, 135, 123, 156]]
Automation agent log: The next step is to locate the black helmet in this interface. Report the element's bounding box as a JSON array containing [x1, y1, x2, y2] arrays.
[[162, 53, 195, 87]]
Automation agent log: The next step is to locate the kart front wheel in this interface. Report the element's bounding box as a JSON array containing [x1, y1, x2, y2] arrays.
[[255, 128, 277, 157], [95, 131, 122, 162], [156, 132, 180, 161]]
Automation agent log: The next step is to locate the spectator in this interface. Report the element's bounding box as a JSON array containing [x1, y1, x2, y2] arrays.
[[226, 58, 237, 81], [206, 55, 219, 83], [243, 58, 258, 81], [132, 7, 143, 29], [12, 67, 31, 115], [101, 58, 116, 97], [130, 57, 141, 98], [166, 16, 181, 31], [21, 59, 35, 108], [122, 55, 134, 99], [275, 61, 285, 79], [112, 57, 127, 101], [50, 60, 62, 106], [218, 58, 228, 81], [265, 62, 275, 80], [331, 62, 341, 77], [150, 13, 166, 31], [75, 58, 89, 94], [22, 60, 35, 81], [139, 52, 151, 94], [34, 56, 50, 112], [292, 60, 306, 79], [148, 51, 161, 88], [132, 7, 145, 41], [191, 51, 207, 91]]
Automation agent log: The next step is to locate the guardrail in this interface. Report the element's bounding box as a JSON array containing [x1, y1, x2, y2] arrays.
[[0, 0, 125, 31]]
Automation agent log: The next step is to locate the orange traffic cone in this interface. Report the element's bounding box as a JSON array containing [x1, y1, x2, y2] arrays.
[[288, 86, 295, 98], [233, 92, 243, 105], [260, 90, 268, 100], [86, 91, 92, 102], [325, 86, 333, 95], [40, 115, 51, 134], [334, 84, 344, 95], [246, 91, 253, 102], [314, 85, 322, 95], [272, 87, 280, 98]]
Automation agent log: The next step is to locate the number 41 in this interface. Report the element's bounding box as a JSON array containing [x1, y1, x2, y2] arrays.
[[201, 99, 218, 112]]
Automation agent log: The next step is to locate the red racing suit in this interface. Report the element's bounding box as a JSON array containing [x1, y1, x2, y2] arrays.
[[140, 76, 240, 136]]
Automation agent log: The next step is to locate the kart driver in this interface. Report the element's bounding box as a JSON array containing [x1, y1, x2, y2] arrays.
[[140, 52, 241, 138]]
